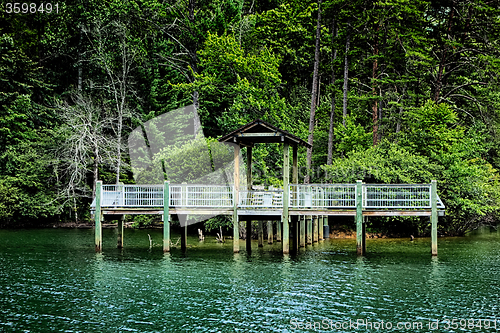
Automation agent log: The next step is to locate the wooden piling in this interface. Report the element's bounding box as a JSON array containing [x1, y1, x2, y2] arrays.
[[291, 216, 299, 252], [319, 215, 324, 241], [300, 216, 306, 247], [267, 220, 273, 244], [282, 142, 290, 254], [181, 221, 187, 252], [258, 221, 264, 247], [431, 180, 438, 256], [95, 180, 102, 252], [312, 216, 318, 243], [306, 215, 312, 244], [163, 181, 170, 252], [276, 221, 282, 242], [362, 219, 366, 254], [356, 180, 364, 255], [246, 220, 252, 253], [117, 215, 124, 249]]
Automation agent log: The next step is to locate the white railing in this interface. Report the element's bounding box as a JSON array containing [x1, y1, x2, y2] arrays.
[[289, 184, 356, 208], [170, 184, 233, 207], [239, 190, 283, 208], [363, 184, 432, 209], [94, 183, 444, 210], [102, 185, 163, 207]]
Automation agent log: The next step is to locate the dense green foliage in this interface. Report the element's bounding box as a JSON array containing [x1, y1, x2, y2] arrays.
[[1, 0, 500, 234]]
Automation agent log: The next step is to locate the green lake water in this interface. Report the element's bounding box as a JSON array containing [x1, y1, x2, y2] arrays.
[[0, 227, 499, 332]]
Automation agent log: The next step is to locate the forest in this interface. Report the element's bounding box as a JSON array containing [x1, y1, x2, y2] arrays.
[[1, 0, 499, 236]]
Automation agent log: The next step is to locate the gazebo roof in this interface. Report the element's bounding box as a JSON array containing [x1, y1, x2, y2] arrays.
[[218, 119, 311, 148]]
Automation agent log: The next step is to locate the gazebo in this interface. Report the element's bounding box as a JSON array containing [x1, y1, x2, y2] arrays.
[[219, 119, 311, 254]]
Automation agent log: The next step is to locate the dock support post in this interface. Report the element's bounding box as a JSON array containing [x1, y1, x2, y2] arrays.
[[291, 216, 299, 252], [431, 180, 438, 256], [163, 181, 170, 252], [282, 142, 290, 254], [300, 216, 306, 247], [233, 144, 240, 253], [95, 180, 102, 252], [267, 220, 273, 244], [117, 215, 124, 249], [356, 180, 365, 255], [246, 220, 252, 253], [362, 217, 367, 254], [276, 221, 282, 242], [319, 215, 324, 241], [181, 220, 187, 252], [258, 221, 264, 247], [312, 215, 318, 243], [306, 215, 312, 244]]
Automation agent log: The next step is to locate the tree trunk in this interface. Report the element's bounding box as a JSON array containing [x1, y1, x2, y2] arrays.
[[342, 20, 350, 128], [115, 114, 122, 184], [193, 90, 200, 134], [372, 24, 380, 146], [78, 27, 83, 92], [396, 105, 403, 133], [377, 97, 383, 143], [93, 142, 99, 199], [434, 2, 455, 102], [305, 0, 322, 184], [327, 19, 337, 165], [188, 0, 198, 74]]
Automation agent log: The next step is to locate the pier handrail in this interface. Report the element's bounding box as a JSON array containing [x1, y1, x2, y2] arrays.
[[289, 184, 357, 208], [239, 189, 284, 208], [91, 183, 445, 210]]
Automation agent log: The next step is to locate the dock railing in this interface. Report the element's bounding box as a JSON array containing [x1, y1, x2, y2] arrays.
[[239, 189, 283, 208], [363, 184, 435, 209], [93, 183, 444, 210], [169, 184, 233, 207], [101, 184, 163, 207], [289, 184, 357, 208]]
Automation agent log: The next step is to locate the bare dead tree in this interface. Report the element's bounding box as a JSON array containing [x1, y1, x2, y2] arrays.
[[84, 21, 139, 184], [55, 92, 117, 219]]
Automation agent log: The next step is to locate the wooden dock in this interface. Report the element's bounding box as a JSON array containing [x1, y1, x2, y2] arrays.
[[92, 119, 444, 255], [91, 181, 445, 255]]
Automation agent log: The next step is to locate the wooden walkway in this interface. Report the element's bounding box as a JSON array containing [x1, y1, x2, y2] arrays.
[[91, 181, 444, 255]]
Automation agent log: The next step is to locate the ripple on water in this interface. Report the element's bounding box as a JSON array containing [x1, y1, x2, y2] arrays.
[[1, 229, 500, 332]]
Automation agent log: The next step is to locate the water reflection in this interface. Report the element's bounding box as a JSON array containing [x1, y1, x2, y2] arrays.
[[0, 229, 499, 332]]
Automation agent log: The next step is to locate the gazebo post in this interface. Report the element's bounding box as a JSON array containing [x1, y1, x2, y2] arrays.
[[217, 120, 312, 256], [292, 145, 299, 251], [282, 142, 290, 254], [233, 144, 240, 253], [247, 147, 252, 191]]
